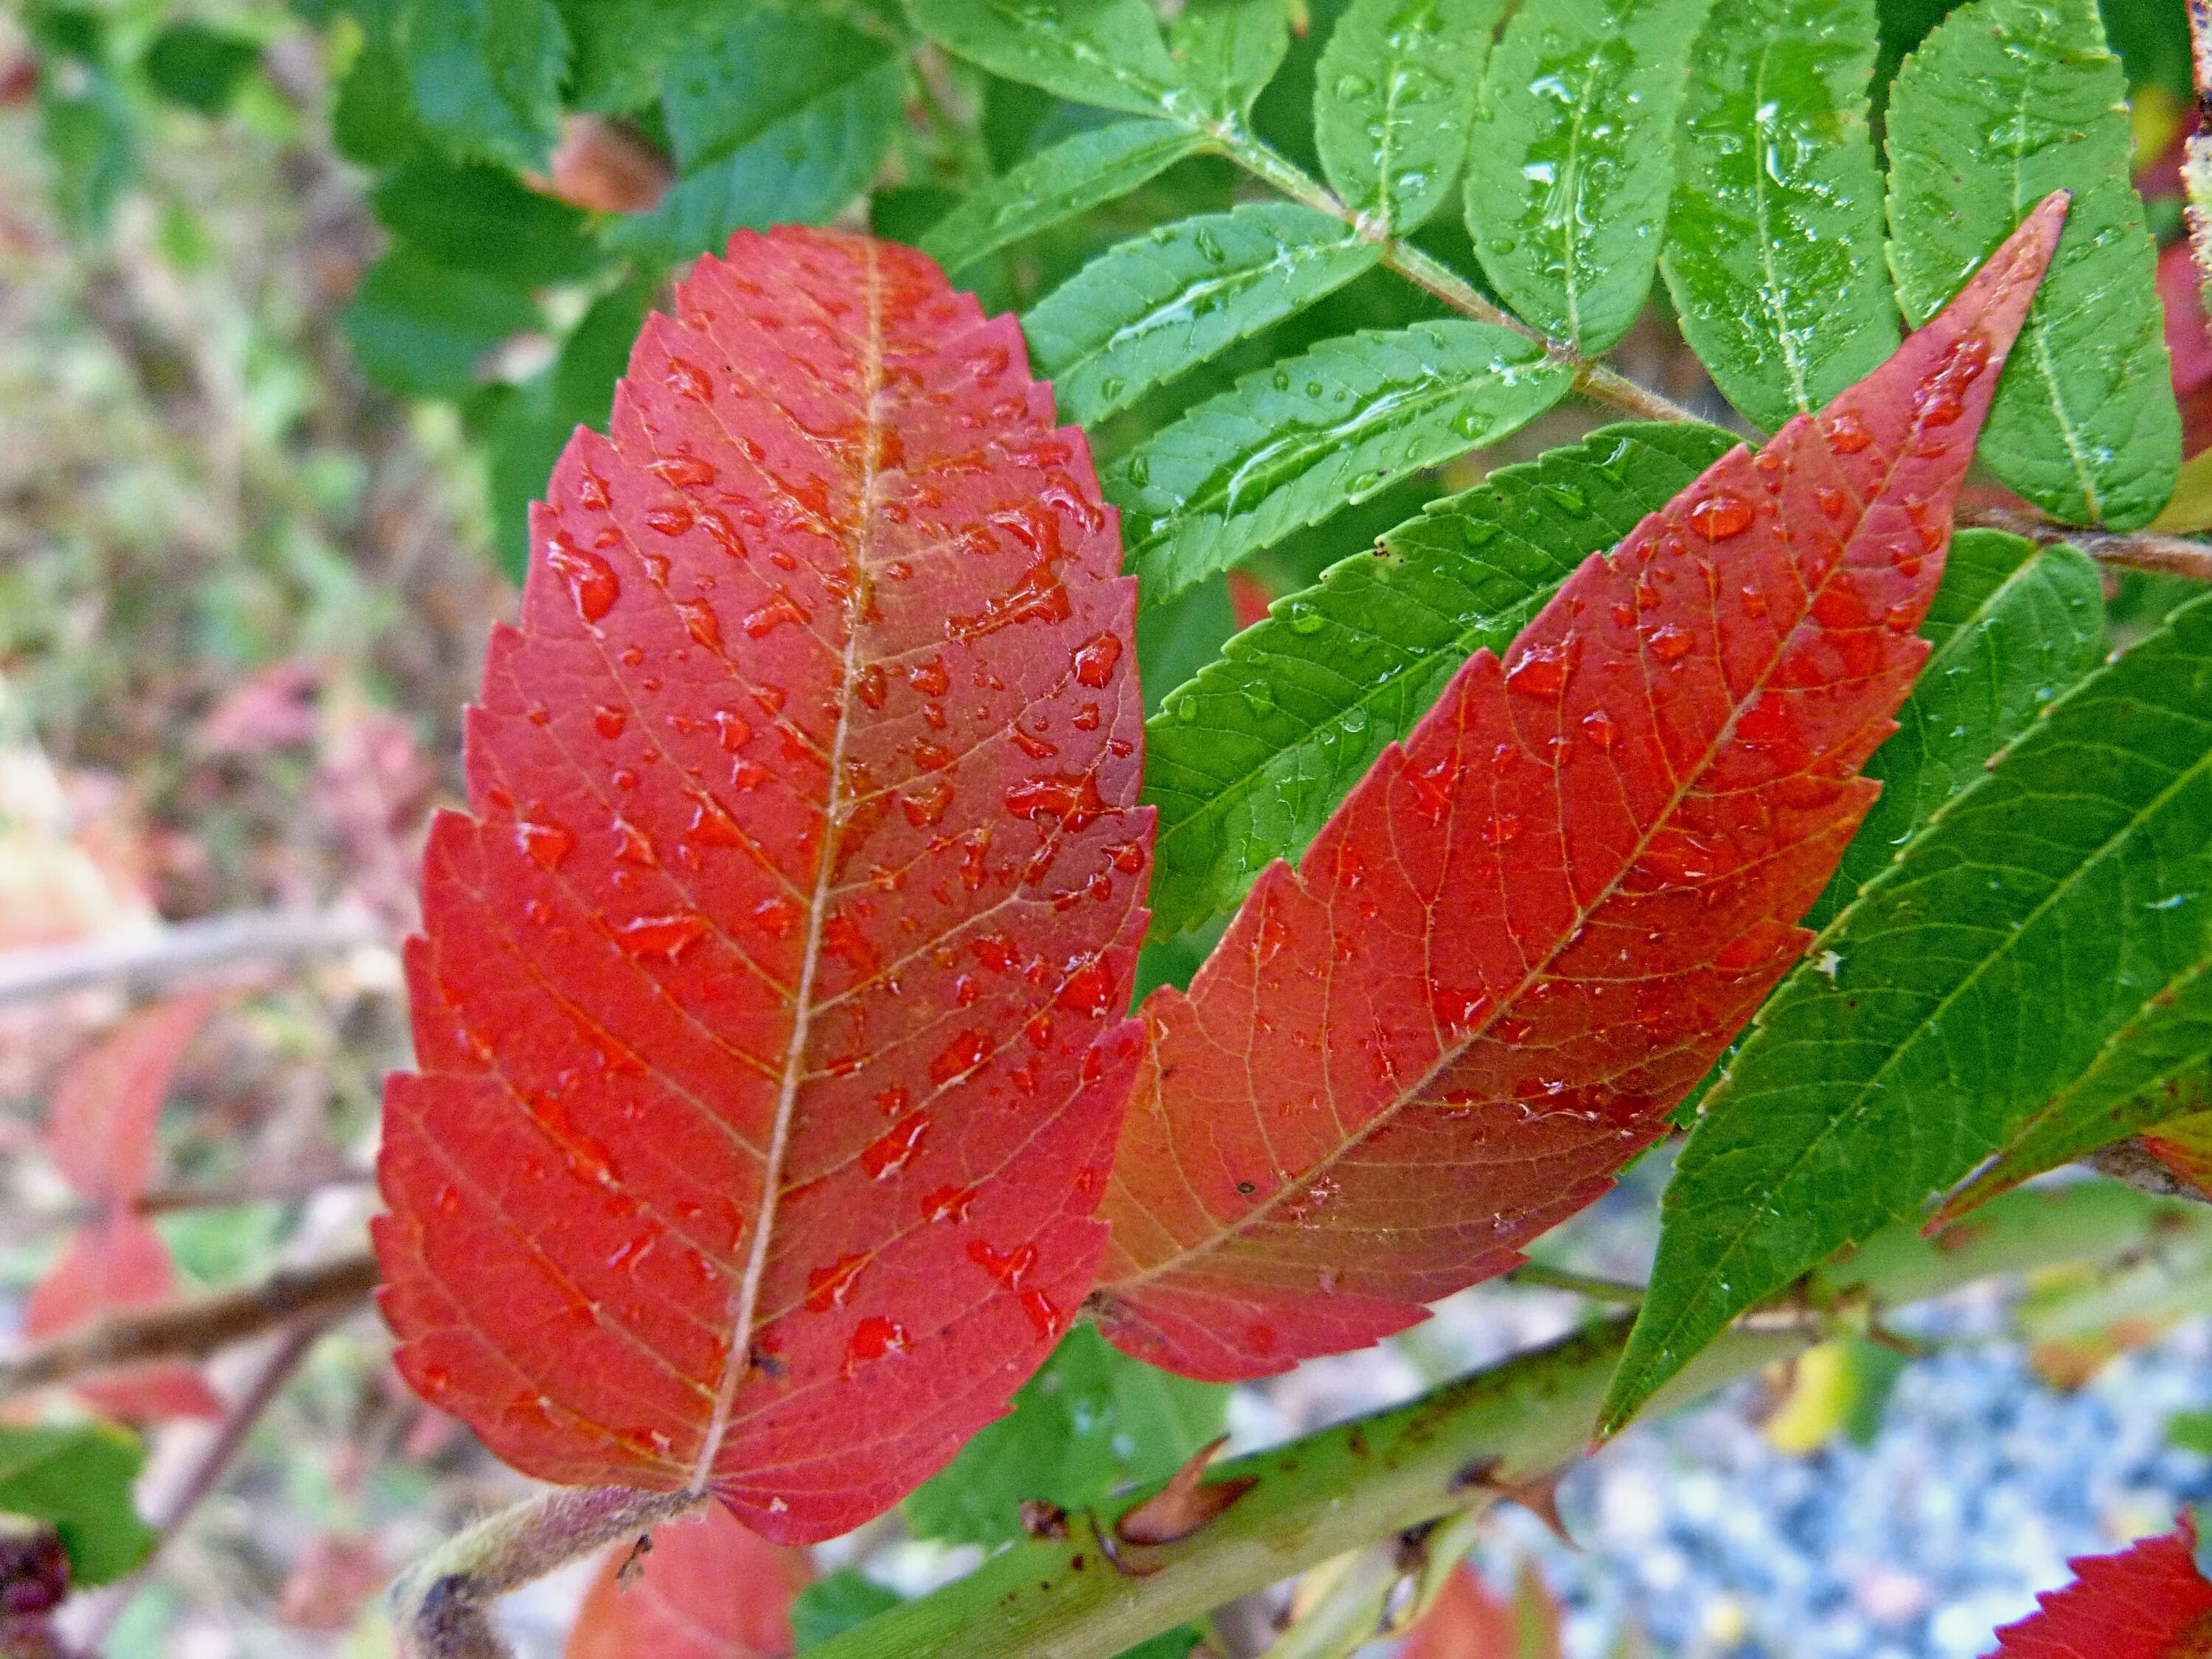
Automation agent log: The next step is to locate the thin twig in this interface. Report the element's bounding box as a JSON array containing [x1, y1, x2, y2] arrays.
[[134, 1164, 374, 1216], [0, 907, 385, 1009], [1500, 1263, 1645, 1307], [72, 1321, 330, 1652], [1964, 505, 2212, 582], [0, 1250, 378, 1402]]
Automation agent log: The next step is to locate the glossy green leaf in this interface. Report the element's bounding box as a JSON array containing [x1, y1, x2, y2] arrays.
[[1610, 588, 2212, 1436], [141, 22, 261, 116], [0, 1423, 156, 1587], [1463, 0, 1712, 352], [1801, 530, 2106, 933], [341, 248, 538, 400], [1111, 319, 1573, 608], [1166, 0, 1290, 118], [1660, 0, 1897, 432], [401, 0, 568, 172], [1313, 0, 1501, 234], [369, 161, 601, 285], [29, 7, 136, 233], [793, 1570, 904, 1650], [1142, 421, 1736, 939], [910, 0, 1194, 122], [554, 0, 695, 113], [1025, 203, 1382, 424], [922, 119, 1207, 274], [608, 10, 905, 262], [332, 23, 429, 168], [1885, 0, 2180, 529], [905, 1324, 1227, 1548]]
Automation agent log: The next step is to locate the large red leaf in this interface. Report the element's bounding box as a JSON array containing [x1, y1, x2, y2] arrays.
[[1989, 1520, 2212, 1658], [1090, 198, 2066, 1381], [27, 993, 223, 1422], [374, 229, 1149, 1542], [564, 1504, 809, 1658]]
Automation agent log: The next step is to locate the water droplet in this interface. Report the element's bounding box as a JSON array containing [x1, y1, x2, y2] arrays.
[[1688, 493, 1754, 540], [807, 1253, 869, 1312], [677, 598, 723, 650], [1072, 633, 1123, 688], [618, 912, 708, 959], [664, 358, 712, 402], [1507, 649, 1569, 698], [862, 1115, 931, 1180], [546, 540, 619, 623], [1646, 625, 1694, 663], [1823, 411, 1872, 453], [594, 706, 627, 740], [846, 1316, 908, 1366], [922, 1184, 976, 1223], [517, 818, 574, 871], [1581, 711, 1615, 750], [968, 1239, 1037, 1288], [930, 1029, 991, 1085], [1005, 772, 1108, 831]]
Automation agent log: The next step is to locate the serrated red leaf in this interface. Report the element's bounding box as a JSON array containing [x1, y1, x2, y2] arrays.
[[1090, 198, 2067, 1381], [373, 228, 1150, 1542], [27, 993, 223, 1422], [1397, 1562, 1561, 1659], [564, 1504, 809, 1659], [1989, 1519, 2212, 1658]]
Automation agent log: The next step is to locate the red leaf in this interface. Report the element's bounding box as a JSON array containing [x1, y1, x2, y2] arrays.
[[1398, 1563, 1561, 1659], [27, 994, 223, 1421], [26, 1211, 223, 1420], [44, 992, 216, 1204], [1090, 197, 2066, 1380], [565, 1505, 810, 1659], [374, 228, 1150, 1542], [1989, 1519, 2212, 1658]]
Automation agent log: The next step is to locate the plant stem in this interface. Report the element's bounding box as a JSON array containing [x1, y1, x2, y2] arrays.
[[807, 1183, 2204, 1659], [1500, 1263, 1644, 1307], [0, 905, 383, 1008], [1961, 505, 2212, 582], [0, 1249, 378, 1402]]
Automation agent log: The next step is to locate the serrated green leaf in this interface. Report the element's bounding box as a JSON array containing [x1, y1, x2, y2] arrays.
[[1885, 0, 2180, 529], [1167, 0, 1290, 118], [608, 10, 903, 263], [1024, 203, 1382, 424], [29, 5, 136, 234], [1313, 0, 1501, 235], [904, 1324, 1227, 1547], [1610, 588, 2212, 1437], [140, 22, 261, 116], [1111, 319, 1573, 608], [341, 248, 538, 400], [332, 24, 428, 168], [1143, 421, 1736, 939], [1463, 0, 1712, 352], [1660, 0, 1897, 432], [1801, 531, 2106, 933], [402, 0, 568, 172], [922, 119, 1207, 274], [554, 0, 695, 113], [0, 1423, 156, 1587], [369, 161, 600, 285], [911, 0, 1195, 122]]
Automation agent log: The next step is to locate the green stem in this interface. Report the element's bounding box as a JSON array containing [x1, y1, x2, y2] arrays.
[[810, 1183, 2204, 1659], [1213, 127, 1700, 426], [1501, 1262, 1645, 1307]]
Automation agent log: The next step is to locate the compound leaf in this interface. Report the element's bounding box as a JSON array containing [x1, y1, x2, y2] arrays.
[[921, 120, 1208, 275], [1464, 0, 1713, 353], [1025, 203, 1384, 425], [1662, 0, 1898, 433], [1314, 0, 1503, 234], [1112, 321, 1573, 611], [911, 0, 1193, 122], [1091, 198, 2063, 1382], [1141, 421, 1736, 941], [1167, 0, 1290, 118], [1614, 562, 2212, 1436], [375, 229, 1152, 1543], [1885, 0, 2180, 529]]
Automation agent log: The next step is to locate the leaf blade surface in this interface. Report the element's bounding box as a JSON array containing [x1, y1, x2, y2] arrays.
[[1092, 199, 2066, 1382], [920, 120, 1207, 276], [375, 229, 1152, 1543], [1315, 0, 1503, 235]]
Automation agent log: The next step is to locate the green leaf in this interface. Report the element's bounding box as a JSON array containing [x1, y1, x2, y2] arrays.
[[140, 23, 261, 116], [341, 248, 539, 400], [332, 25, 429, 168], [29, 6, 136, 233], [369, 161, 601, 285], [1885, 0, 2180, 529], [905, 1324, 1228, 1547], [1801, 530, 2106, 933], [402, 0, 568, 172], [1112, 319, 1573, 609], [910, 0, 1194, 122], [1463, 0, 1712, 352], [922, 119, 1208, 274], [792, 1569, 904, 1650], [0, 1423, 156, 1587], [1313, 0, 1502, 235], [554, 0, 695, 113], [609, 10, 904, 263], [1141, 422, 1734, 939], [1610, 587, 2212, 1437], [1024, 203, 1382, 425], [1167, 0, 1290, 118], [1660, 0, 1898, 432]]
